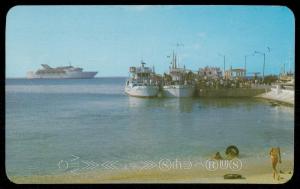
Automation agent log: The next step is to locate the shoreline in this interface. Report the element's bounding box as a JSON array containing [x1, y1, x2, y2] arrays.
[[9, 157, 293, 184], [256, 88, 294, 105]]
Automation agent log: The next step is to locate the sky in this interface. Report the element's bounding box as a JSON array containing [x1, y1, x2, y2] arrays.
[[6, 5, 295, 77]]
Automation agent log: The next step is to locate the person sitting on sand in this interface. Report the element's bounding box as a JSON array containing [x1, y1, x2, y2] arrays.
[[269, 147, 282, 180], [213, 152, 223, 160]]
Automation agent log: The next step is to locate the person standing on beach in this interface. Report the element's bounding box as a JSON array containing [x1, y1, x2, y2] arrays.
[[269, 147, 282, 180]]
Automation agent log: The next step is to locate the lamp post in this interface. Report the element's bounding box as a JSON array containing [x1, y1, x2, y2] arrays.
[[254, 50, 266, 82], [218, 53, 226, 78], [244, 54, 254, 77]]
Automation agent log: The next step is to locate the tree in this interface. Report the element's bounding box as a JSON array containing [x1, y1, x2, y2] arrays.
[[264, 75, 278, 84]]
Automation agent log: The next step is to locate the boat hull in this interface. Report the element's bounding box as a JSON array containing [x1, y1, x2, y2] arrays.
[[162, 85, 195, 97], [27, 71, 98, 79], [125, 85, 159, 97]]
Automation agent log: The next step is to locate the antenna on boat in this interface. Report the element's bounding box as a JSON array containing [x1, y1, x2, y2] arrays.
[[141, 57, 146, 67], [174, 52, 177, 69], [172, 50, 176, 69], [175, 42, 184, 68]]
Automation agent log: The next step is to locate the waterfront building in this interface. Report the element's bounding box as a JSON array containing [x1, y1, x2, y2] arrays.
[[224, 67, 246, 79], [198, 66, 222, 79]]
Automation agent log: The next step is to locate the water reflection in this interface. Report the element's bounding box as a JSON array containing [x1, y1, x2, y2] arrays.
[[127, 97, 195, 113], [162, 98, 195, 113], [127, 97, 164, 108], [272, 105, 294, 114], [127, 96, 294, 114], [198, 98, 260, 109]]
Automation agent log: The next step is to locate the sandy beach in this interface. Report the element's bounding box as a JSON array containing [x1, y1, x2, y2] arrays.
[[9, 157, 293, 184]]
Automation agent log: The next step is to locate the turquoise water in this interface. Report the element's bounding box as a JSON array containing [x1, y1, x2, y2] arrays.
[[5, 78, 294, 177]]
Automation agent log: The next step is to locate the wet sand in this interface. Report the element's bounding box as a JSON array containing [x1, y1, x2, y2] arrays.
[[9, 158, 293, 184]]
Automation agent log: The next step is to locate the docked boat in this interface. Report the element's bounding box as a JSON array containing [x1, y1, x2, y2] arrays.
[[125, 61, 159, 97], [162, 52, 195, 97], [27, 64, 97, 79], [163, 84, 195, 97]]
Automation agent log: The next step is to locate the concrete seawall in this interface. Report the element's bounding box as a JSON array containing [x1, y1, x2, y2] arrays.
[[198, 88, 266, 97], [256, 87, 294, 105]]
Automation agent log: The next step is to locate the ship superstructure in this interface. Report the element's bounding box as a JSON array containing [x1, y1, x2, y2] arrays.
[[27, 64, 97, 79]]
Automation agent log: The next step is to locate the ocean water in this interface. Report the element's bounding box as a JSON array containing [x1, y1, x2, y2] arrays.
[[5, 78, 294, 177]]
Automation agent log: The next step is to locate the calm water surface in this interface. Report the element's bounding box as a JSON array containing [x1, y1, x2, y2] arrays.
[[5, 78, 294, 176]]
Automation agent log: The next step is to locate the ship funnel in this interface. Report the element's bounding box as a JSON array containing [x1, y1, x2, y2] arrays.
[[41, 64, 52, 69]]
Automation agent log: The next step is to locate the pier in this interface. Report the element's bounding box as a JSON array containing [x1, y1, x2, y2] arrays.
[[157, 66, 278, 98], [154, 65, 294, 102]]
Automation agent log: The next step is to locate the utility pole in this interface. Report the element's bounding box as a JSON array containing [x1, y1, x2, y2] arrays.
[[218, 53, 226, 78], [254, 50, 267, 82], [263, 53, 265, 80], [223, 55, 226, 75], [244, 54, 253, 77], [244, 56, 246, 73]]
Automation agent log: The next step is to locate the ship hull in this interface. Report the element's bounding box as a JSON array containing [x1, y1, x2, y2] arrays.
[[27, 71, 97, 79], [162, 85, 195, 97], [125, 85, 159, 97]]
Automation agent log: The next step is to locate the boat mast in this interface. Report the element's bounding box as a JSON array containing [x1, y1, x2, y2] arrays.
[[175, 52, 177, 69], [172, 51, 175, 69]]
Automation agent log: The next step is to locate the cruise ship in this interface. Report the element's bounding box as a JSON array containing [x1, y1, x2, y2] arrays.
[[125, 61, 159, 97], [162, 52, 195, 97], [27, 64, 97, 79]]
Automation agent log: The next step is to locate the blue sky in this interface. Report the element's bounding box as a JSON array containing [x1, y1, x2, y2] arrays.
[[6, 5, 295, 77]]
